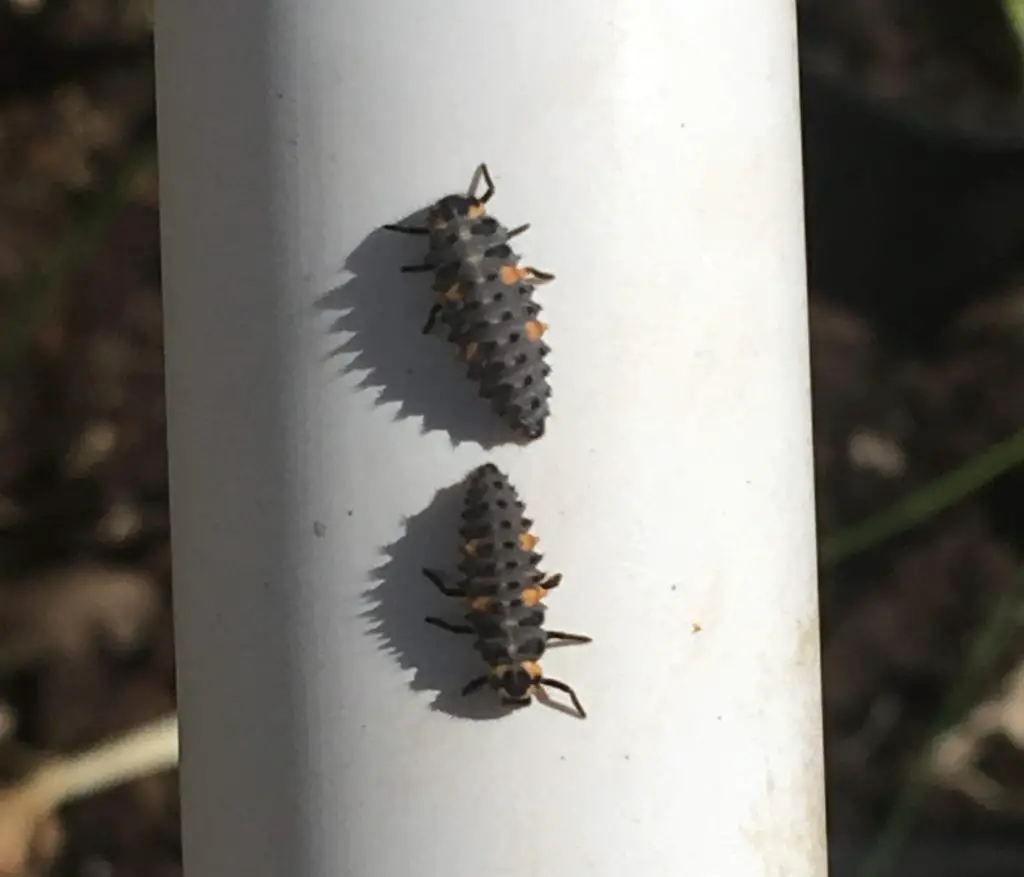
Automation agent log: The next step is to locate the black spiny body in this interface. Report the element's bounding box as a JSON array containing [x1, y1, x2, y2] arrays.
[[384, 164, 554, 441], [421, 464, 591, 718], [457, 461, 548, 608]]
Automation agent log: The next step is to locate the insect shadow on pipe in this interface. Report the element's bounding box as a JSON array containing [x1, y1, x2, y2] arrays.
[[361, 481, 509, 720], [315, 211, 516, 449]]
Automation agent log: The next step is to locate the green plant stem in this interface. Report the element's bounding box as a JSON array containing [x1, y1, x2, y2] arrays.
[[1005, 0, 1024, 48], [820, 426, 1024, 566]]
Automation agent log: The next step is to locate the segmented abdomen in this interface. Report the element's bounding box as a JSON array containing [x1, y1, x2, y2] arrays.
[[436, 255, 552, 440], [423, 218, 552, 441], [458, 463, 545, 605]]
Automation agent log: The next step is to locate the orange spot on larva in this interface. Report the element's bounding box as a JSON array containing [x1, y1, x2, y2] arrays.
[[470, 596, 494, 613], [461, 539, 479, 556], [518, 532, 539, 551], [521, 585, 548, 607], [499, 264, 524, 285], [443, 284, 463, 302], [463, 342, 479, 361], [524, 320, 547, 342]]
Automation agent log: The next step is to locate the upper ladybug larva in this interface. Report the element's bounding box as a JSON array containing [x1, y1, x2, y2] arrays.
[[384, 164, 554, 441]]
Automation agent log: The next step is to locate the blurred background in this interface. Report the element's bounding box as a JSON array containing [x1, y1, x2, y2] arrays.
[[2, 0, 1024, 875]]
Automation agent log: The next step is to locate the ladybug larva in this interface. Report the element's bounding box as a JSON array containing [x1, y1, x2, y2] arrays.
[[384, 164, 554, 441], [422, 464, 591, 717]]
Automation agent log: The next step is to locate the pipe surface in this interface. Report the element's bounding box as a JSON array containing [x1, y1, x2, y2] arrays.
[[155, 1, 824, 875]]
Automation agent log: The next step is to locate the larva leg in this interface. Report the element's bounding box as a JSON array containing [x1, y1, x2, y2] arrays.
[[522, 267, 555, 283], [383, 223, 429, 235], [461, 675, 490, 697], [424, 616, 475, 635], [545, 630, 593, 645], [539, 677, 586, 718], [540, 573, 562, 591], [498, 264, 556, 286], [421, 304, 443, 334], [469, 163, 496, 203], [421, 568, 463, 597]]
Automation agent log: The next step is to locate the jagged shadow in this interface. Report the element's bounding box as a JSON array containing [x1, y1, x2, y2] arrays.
[[361, 480, 510, 720], [316, 209, 518, 449]]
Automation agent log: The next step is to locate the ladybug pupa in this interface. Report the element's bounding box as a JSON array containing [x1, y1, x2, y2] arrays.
[[384, 164, 554, 441], [421, 463, 591, 717]]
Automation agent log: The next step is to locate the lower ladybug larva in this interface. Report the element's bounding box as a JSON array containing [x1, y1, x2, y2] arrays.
[[384, 164, 555, 441], [421, 463, 591, 716]]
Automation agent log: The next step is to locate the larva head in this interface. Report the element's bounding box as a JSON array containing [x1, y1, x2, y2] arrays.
[[426, 194, 487, 230], [491, 660, 542, 708]]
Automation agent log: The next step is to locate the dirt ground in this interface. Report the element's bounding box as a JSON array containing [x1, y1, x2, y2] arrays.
[[2, 0, 1024, 874]]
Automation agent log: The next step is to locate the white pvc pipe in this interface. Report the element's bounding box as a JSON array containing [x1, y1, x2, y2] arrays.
[[155, 1, 825, 876]]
